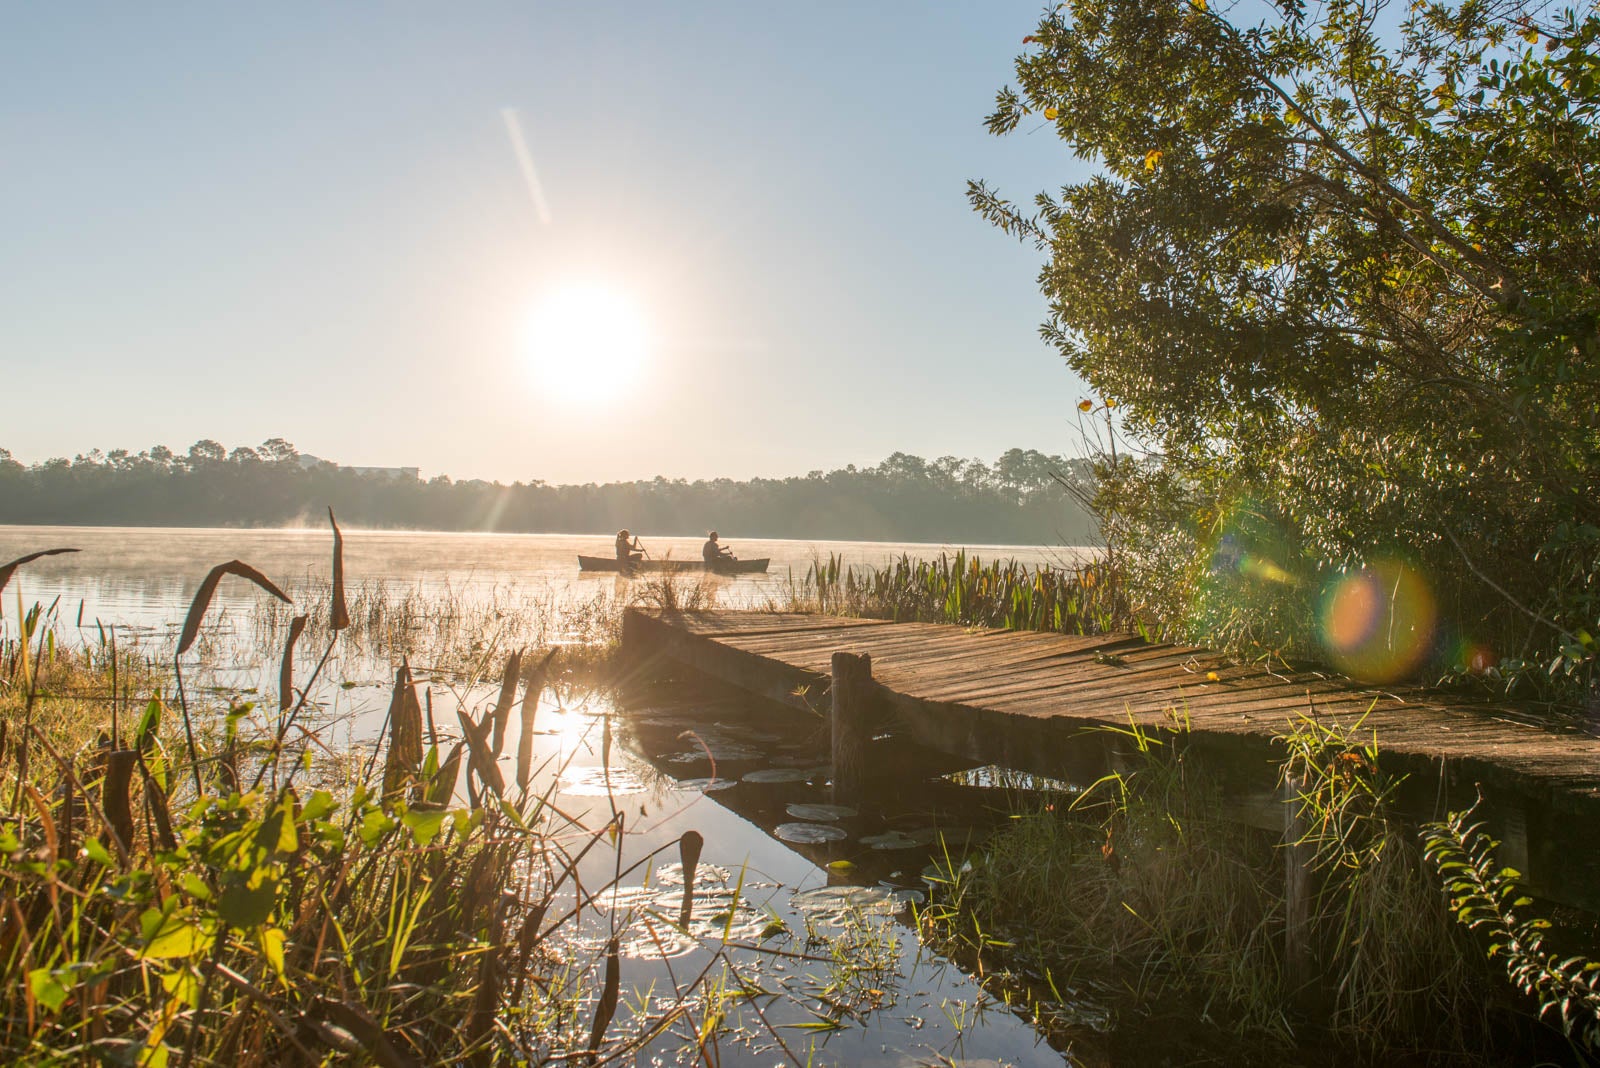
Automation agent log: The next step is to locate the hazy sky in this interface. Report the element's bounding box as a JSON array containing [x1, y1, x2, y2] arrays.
[[2, 2, 1095, 484]]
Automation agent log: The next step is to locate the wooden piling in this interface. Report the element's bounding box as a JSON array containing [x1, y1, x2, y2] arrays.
[[830, 651, 873, 797]]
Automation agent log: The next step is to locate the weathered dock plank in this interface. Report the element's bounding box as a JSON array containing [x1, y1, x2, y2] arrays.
[[624, 609, 1600, 817]]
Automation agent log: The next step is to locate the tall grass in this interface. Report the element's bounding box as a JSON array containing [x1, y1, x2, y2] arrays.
[[252, 576, 624, 676], [0, 531, 780, 1066], [782, 550, 1135, 637], [919, 713, 1509, 1062]]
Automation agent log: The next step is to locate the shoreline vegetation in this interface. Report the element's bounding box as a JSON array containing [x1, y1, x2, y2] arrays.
[[3, 527, 1599, 1064], [0, 442, 1096, 546]]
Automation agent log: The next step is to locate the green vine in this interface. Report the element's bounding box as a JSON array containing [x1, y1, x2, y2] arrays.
[[1422, 804, 1600, 1047]]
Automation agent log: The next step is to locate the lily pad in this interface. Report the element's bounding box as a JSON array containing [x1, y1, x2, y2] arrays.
[[674, 777, 737, 793], [741, 768, 816, 784], [558, 766, 648, 796], [789, 884, 916, 925], [785, 803, 857, 822], [859, 828, 938, 850], [774, 822, 849, 844]]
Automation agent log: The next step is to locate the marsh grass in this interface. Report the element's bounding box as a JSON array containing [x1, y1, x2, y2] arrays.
[[0, 530, 827, 1067], [253, 576, 624, 678], [920, 714, 1505, 1062], [781, 550, 1135, 637]]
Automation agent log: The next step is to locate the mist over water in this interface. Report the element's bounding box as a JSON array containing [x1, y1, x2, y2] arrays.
[[0, 525, 1086, 634]]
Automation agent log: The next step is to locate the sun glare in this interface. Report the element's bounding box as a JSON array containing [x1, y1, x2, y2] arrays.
[[521, 284, 650, 402]]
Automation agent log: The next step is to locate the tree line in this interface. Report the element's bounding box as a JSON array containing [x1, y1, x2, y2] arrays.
[[0, 440, 1097, 545]]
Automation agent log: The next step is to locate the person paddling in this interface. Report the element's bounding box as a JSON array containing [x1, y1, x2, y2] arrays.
[[615, 529, 645, 567], [702, 530, 735, 566]]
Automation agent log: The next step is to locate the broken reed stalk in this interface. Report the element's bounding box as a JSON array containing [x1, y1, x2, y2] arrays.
[[381, 663, 426, 800], [516, 649, 557, 792], [490, 647, 524, 758]]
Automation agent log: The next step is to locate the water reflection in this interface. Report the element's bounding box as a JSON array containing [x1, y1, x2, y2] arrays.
[[597, 683, 1100, 1066]]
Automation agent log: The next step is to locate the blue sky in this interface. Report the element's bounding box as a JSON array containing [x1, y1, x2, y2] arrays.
[[1, 2, 1094, 484]]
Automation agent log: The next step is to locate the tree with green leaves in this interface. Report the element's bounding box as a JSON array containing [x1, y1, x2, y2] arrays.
[[976, 0, 1600, 696]]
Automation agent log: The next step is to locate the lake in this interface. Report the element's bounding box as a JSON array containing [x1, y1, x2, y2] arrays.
[[0, 525, 1086, 637]]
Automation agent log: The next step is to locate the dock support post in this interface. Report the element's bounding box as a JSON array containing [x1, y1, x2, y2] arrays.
[[830, 651, 873, 798], [1282, 770, 1311, 999]]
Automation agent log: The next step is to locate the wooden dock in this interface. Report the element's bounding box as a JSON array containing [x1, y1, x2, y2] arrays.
[[622, 608, 1600, 908]]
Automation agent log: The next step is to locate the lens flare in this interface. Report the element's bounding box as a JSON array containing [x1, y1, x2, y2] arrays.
[[1452, 638, 1497, 675], [1319, 560, 1436, 682]]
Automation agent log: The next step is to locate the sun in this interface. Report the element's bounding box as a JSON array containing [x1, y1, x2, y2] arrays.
[[521, 284, 650, 401]]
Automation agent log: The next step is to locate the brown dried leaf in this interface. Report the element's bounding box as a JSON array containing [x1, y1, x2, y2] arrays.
[[327, 508, 350, 631], [586, 936, 621, 1057], [178, 560, 291, 655], [279, 614, 309, 712], [0, 548, 80, 608], [489, 648, 523, 758]]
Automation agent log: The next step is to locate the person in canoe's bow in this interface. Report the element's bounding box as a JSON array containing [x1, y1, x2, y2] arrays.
[[702, 530, 736, 565], [615, 529, 645, 567]]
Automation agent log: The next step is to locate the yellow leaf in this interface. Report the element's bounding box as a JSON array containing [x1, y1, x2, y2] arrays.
[[1143, 149, 1163, 171], [160, 968, 201, 1009], [258, 926, 287, 983], [1044, 106, 1059, 120]]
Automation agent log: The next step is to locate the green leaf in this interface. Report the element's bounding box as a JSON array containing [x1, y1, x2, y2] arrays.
[[300, 789, 337, 824], [82, 837, 114, 867], [258, 926, 287, 981], [218, 876, 278, 929], [135, 697, 164, 753], [142, 908, 213, 960], [29, 967, 70, 1013], [161, 967, 201, 1009], [359, 808, 395, 846], [255, 803, 298, 855], [402, 809, 448, 848]]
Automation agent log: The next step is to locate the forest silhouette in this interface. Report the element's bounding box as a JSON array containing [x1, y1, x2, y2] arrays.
[[0, 440, 1095, 544]]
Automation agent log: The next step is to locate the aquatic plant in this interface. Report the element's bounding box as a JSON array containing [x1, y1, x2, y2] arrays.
[[920, 711, 1509, 1062], [785, 550, 1134, 637], [0, 530, 773, 1066]]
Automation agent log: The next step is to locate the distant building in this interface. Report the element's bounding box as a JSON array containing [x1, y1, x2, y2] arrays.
[[297, 454, 420, 480]]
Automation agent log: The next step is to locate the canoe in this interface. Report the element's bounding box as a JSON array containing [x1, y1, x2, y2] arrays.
[[577, 555, 770, 575]]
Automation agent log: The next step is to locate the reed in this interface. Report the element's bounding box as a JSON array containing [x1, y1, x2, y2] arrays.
[[782, 550, 1136, 638], [918, 713, 1516, 1063], [0, 529, 775, 1066]]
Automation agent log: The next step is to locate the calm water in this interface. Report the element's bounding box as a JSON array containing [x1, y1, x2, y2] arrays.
[[0, 525, 1085, 637], [539, 684, 1095, 1066], [1, 524, 1097, 1064]]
